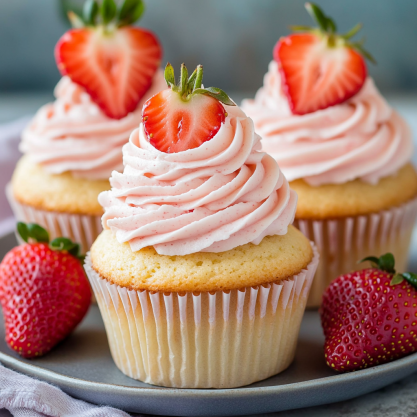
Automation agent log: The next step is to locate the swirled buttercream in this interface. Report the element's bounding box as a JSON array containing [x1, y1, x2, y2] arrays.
[[242, 61, 413, 186], [20, 70, 166, 180], [99, 105, 297, 255]]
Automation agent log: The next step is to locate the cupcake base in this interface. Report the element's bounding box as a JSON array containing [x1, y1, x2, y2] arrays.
[[84, 244, 319, 389], [294, 197, 417, 308], [6, 183, 102, 254]]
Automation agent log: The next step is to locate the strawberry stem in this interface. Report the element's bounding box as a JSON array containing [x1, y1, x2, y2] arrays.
[[300, 2, 375, 63], [162, 62, 236, 106]]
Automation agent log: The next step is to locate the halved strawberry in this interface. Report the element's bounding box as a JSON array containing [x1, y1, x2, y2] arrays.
[[143, 63, 235, 153], [273, 2, 374, 115], [55, 0, 162, 120]]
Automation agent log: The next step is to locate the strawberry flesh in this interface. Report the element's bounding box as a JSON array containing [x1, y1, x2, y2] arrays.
[[274, 33, 367, 115], [55, 27, 162, 119], [142, 89, 226, 153], [321, 268, 417, 372], [0, 243, 91, 358]]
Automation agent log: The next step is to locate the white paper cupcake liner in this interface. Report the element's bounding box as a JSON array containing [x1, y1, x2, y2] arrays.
[[84, 243, 319, 389], [294, 197, 417, 308], [6, 183, 102, 254]]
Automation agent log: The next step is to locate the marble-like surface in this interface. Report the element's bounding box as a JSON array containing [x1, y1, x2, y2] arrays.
[[247, 373, 417, 417]]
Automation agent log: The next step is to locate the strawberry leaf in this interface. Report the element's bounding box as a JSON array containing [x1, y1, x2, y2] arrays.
[[342, 23, 362, 40], [305, 3, 329, 32], [194, 65, 203, 90], [290, 25, 315, 32], [180, 64, 188, 96], [378, 253, 395, 274], [360, 254, 395, 273], [401, 272, 417, 289], [118, 0, 145, 26], [101, 0, 117, 24], [352, 42, 376, 64], [193, 87, 236, 106], [359, 256, 380, 268], [17, 222, 29, 243], [27, 223, 50, 243], [187, 68, 198, 92], [50, 238, 81, 259], [83, 0, 99, 26], [291, 3, 374, 66], [390, 274, 404, 286], [161, 63, 235, 108], [326, 17, 337, 33], [164, 63, 175, 87], [68, 11, 85, 28]]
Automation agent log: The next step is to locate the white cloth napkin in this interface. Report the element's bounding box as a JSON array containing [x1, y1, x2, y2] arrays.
[[0, 363, 130, 417]]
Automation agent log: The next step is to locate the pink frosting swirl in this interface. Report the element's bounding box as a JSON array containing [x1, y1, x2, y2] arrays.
[[99, 105, 297, 255], [242, 61, 413, 186], [20, 70, 166, 180]]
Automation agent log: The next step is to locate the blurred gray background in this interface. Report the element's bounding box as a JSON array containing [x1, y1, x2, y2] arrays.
[[1, 0, 417, 95]]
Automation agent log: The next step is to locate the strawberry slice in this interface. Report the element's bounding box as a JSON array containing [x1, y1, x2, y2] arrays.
[[143, 63, 235, 153], [273, 2, 374, 115], [55, 0, 162, 120]]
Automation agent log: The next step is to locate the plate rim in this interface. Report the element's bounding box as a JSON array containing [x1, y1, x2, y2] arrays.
[[2, 347, 417, 397]]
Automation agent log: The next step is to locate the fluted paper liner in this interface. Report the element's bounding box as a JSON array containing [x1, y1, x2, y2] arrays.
[[84, 243, 319, 389], [6, 183, 102, 254], [294, 197, 417, 308]]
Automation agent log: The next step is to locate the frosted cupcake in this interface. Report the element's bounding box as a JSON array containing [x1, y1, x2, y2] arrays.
[[243, 4, 417, 307], [85, 63, 319, 388], [8, 0, 164, 253]]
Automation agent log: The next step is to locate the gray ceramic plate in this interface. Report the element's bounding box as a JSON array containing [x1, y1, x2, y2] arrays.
[[1, 232, 417, 416]]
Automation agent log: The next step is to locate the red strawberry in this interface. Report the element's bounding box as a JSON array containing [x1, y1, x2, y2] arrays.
[[143, 63, 235, 153], [0, 223, 91, 358], [273, 2, 374, 115], [55, 0, 162, 119], [321, 253, 417, 372]]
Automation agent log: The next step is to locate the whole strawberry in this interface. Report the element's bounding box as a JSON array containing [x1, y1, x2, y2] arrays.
[[0, 223, 91, 358], [274, 3, 375, 115], [321, 253, 417, 372]]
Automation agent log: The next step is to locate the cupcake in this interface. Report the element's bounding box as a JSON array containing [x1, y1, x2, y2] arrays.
[[8, 0, 164, 253], [242, 4, 417, 307], [85, 63, 319, 388]]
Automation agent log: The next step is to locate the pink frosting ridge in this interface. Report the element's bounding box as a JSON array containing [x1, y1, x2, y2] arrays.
[[20, 70, 166, 180], [99, 104, 297, 256], [242, 61, 413, 186]]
